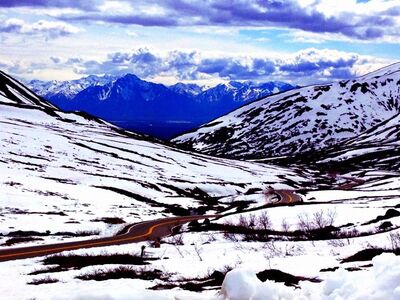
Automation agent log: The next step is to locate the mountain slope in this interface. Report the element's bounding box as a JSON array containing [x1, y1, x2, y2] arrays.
[[316, 113, 400, 173], [173, 63, 400, 159], [0, 70, 56, 110]]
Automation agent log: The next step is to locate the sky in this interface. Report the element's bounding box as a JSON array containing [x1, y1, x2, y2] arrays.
[[0, 0, 399, 85]]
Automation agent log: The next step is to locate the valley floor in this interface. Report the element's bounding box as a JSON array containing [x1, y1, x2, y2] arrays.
[[1, 180, 400, 300]]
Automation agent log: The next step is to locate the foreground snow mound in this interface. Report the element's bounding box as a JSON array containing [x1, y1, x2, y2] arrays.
[[322, 253, 400, 300], [221, 268, 296, 300], [220, 253, 400, 300], [173, 63, 400, 159]]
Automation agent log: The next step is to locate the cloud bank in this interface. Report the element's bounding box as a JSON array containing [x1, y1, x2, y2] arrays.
[[1, 1, 399, 42], [34, 47, 385, 84], [19, 0, 398, 42]]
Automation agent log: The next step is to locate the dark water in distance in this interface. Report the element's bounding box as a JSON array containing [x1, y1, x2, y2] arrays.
[[111, 120, 199, 140]]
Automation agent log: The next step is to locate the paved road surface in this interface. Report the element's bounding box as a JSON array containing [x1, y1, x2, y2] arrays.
[[266, 189, 303, 204], [0, 215, 217, 262], [0, 190, 303, 263]]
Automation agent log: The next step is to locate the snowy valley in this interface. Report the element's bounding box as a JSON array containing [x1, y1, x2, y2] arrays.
[[1, 64, 400, 300]]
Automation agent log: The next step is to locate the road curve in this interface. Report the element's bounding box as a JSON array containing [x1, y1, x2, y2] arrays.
[[267, 189, 303, 205], [0, 215, 218, 263]]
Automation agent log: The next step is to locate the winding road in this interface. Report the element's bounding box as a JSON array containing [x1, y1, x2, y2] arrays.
[[0, 190, 302, 263], [0, 215, 217, 262], [266, 189, 303, 205]]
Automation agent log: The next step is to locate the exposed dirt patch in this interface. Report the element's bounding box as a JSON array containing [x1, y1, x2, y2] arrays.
[[47, 253, 155, 269], [256, 269, 321, 287], [363, 209, 400, 225], [341, 248, 393, 263], [91, 217, 126, 224], [2, 237, 44, 246], [151, 269, 229, 292], [76, 266, 168, 281]]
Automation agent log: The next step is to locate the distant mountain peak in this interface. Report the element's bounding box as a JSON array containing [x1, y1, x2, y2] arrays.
[[169, 82, 204, 96], [119, 73, 141, 82]]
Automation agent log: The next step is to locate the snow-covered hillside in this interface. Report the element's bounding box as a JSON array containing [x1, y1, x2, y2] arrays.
[[0, 70, 56, 109], [173, 63, 400, 159], [0, 70, 306, 234], [317, 112, 400, 173]]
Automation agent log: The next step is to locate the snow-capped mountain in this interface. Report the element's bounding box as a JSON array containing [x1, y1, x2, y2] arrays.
[[28, 74, 117, 103], [196, 81, 294, 103], [169, 82, 205, 97], [27, 75, 294, 139], [173, 63, 400, 159]]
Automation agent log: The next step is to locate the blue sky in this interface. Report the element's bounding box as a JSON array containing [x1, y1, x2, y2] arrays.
[[0, 0, 398, 85]]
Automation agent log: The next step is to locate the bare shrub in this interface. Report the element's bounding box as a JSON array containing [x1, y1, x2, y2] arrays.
[[263, 241, 283, 256], [204, 233, 217, 243], [248, 214, 257, 228], [281, 218, 290, 233], [193, 244, 203, 261], [389, 232, 400, 250], [284, 243, 305, 256], [237, 214, 258, 229], [169, 234, 184, 246], [297, 213, 313, 233], [257, 211, 272, 231], [339, 228, 360, 239], [223, 231, 240, 243], [327, 239, 346, 247], [313, 209, 336, 228], [238, 215, 250, 228], [297, 209, 337, 232]]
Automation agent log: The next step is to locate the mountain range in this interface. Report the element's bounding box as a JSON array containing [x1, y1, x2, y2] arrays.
[[173, 63, 400, 160], [27, 75, 294, 139]]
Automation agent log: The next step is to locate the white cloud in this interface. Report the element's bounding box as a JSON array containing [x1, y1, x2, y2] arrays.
[[0, 18, 81, 39], [98, 1, 134, 14]]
